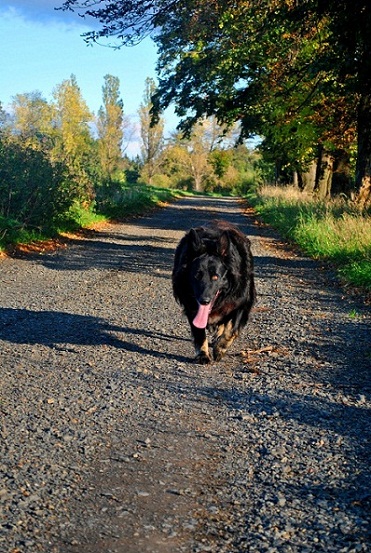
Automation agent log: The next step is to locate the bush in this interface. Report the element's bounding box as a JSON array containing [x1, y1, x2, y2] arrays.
[[0, 139, 73, 230]]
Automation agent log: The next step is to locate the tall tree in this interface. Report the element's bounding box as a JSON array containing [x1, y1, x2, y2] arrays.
[[10, 91, 55, 150], [138, 77, 164, 184], [52, 74, 94, 202], [97, 74, 124, 183]]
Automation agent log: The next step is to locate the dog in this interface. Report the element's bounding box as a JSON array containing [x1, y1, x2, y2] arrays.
[[172, 220, 256, 364]]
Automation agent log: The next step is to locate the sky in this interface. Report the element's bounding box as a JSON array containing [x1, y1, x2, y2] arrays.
[[0, 0, 177, 156]]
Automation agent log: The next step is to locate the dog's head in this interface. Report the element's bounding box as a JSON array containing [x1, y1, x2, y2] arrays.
[[187, 227, 231, 328], [188, 226, 229, 258], [190, 253, 227, 306], [190, 253, 228, 329]]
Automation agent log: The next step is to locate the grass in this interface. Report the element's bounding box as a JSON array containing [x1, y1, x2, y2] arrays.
[[0, 184, 181, 253], [247, 185, 371, 291], [0, 217, 49, 249], [97, 183, 180, 220]]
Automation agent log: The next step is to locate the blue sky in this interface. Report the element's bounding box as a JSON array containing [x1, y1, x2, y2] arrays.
[[0, 1, 177, 155]]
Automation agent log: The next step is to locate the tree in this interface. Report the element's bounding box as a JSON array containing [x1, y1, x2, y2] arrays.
[[97, 74, 124, 183], [52, 74, 94, 202], [139, 77, 164, 184], [162, 118, 225, 192], [10, 91, 55, 151], [61, 0, 371, 204]]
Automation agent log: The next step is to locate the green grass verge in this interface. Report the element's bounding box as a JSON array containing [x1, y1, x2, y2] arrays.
[[0, 184, 182, 253], [97, 184, 180, 220], [0, 217, 49, 250], [247, 186, 371, 291], [0, 209, 107, 252]]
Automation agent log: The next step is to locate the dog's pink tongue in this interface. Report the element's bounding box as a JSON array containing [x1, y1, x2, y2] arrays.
[[193, 303, 211, 329]]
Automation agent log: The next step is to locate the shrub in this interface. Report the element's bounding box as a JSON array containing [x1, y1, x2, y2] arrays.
[[0, 139, 73, 230]]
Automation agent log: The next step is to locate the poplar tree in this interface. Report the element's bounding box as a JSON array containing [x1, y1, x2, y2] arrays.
[[138, 77, 164, 184], [97, 74, 124, 183], [52, 75, 94, 202]]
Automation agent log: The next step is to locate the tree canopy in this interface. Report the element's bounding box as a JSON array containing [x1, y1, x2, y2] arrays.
[[61, 0, 371, 203]]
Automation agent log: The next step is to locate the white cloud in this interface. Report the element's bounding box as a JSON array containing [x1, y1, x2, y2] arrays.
[[3, 1, 96, 27]]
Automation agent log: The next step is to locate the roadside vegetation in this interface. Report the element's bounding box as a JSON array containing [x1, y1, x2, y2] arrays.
[[2, 0, 371, 296], [249, 186, 371, 291], [0, 74, 263, 253], [62, 0, 371, 208], [0, 182, 178, 252]]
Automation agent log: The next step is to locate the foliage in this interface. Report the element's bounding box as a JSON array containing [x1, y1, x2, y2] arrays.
[[96, 182, 178, 220], [0, 138, 73, 230], [52, 75, 95, 203], [0, 69, 263, 251], [11, 91, 56, 151], [97, 74, 125, 183], [60, 0, 166, 46], [0, 74, 109, 247], [61, 0, 371, 205], [158, 122, 263, 193], [138, 77, 165, 184], [249, 185, 371, 290]]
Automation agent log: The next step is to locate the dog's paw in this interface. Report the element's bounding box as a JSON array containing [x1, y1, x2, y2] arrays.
[[195, 352, 212, 364], [213, 346, 226, 362]]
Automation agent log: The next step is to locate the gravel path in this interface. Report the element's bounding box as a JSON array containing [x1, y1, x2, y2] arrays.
[[1, 196, 370, 553]]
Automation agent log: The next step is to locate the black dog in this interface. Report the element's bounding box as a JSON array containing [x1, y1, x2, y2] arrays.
[[172, 220, 256, 364]]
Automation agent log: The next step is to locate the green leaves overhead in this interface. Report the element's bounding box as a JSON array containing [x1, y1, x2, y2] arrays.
[[60, 1, 371, 201]]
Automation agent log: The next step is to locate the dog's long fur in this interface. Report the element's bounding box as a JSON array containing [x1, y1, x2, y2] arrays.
[[172, 220, 256, 363]]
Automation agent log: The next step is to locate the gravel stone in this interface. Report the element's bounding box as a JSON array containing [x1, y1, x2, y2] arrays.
[[0, 196, 370, 552]]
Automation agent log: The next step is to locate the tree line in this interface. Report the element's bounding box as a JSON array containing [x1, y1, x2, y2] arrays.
[[62, 0, 371, 207], [0, 73, 262, 234], [0, 74, 125, 232]]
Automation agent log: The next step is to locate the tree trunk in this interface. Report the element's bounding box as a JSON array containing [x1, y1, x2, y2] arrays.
[[193, 174, 203, 192], [292, 170, 299, 189], [274, 162, 280, 185], [331, 150, 352, 197], [301, 159, 317, 193], [316, 149, 333, 200], [356, 92, 371, 208]]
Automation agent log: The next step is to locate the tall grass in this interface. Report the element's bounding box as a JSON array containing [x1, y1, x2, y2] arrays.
[[96, 183, 179, 220], [248, 186, 371, 291]]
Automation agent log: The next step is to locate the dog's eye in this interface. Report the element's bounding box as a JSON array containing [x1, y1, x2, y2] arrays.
[[195, 272, 203, 280], [211, 275, 219, 281]]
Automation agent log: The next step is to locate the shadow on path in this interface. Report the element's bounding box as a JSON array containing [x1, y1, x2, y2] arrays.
[[0, 308, 190, 362]]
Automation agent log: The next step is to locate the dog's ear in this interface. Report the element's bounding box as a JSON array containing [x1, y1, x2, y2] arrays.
[[189, 228, 204, 253], [218, 231, 230, 257]]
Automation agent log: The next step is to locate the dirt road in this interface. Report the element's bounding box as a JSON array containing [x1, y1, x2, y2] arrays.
[[1, 196, 370, 552]]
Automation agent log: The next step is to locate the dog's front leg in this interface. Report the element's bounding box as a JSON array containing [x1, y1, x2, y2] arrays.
[[191, 325, 211, 364], [213, 320, 237, 361]]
